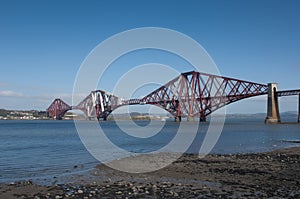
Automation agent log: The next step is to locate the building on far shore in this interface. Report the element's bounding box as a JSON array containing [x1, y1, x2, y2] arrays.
[[0, 109, 48, 120]]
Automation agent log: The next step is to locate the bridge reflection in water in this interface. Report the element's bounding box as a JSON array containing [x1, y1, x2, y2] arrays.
[[46, 71, 300, 123]]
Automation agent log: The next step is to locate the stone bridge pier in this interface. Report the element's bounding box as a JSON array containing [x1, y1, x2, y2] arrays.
[[265, 83, 281, 124], [298, 94, 300, 123]]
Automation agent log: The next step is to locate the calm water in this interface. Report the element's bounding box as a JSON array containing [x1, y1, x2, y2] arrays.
[[0, 117, 300, 183]]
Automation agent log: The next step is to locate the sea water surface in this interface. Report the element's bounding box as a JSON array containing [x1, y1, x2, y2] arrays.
[[0, 117, 300, 183]]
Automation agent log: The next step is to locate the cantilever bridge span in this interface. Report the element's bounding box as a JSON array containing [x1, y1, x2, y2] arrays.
[[46, 71, 300, 123]]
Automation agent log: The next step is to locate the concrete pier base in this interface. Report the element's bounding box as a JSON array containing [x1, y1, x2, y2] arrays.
[[187, 116, 194, 122], [265, 118, 280, 124], [54, 116, 62, 120], [200, 116, 206, 122], [298, 94, 300, 123], [265, 83, 281, 124], [175, 116, 181, 122]]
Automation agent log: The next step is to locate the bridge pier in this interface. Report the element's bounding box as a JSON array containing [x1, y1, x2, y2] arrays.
[[200, 115, 206, 122], [298, 94, 300, 123], [187, 116, 194, 122], [53, 116, 62, 120], [265, 83, 281, 124], [175, 116, 181, 122], [103, 116, 107, 121]]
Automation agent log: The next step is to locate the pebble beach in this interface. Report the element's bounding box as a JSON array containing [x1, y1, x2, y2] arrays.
[[1, 147, 300, 199]]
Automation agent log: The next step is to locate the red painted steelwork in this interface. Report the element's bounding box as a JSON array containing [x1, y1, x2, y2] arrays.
[[46, 71, 269, 120], [277, 89, 300, 97], [46, 98, 72, 120], [141, 71, 268, 121]]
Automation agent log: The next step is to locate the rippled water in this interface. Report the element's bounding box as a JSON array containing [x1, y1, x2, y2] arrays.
[[0, 117, 299, 183]]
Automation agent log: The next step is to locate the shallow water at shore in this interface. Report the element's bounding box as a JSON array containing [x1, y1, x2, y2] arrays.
[[1, 147, 299, 198], [0, 117, 300, 183]]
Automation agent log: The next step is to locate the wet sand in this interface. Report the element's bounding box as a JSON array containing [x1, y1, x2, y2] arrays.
[[1, 147, 299, 198]]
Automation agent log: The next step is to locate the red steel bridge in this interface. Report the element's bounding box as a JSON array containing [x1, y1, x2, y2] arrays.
[[47, 71, 300, 123]]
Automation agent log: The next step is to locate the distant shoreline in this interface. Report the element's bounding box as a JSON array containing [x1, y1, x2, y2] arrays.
[[1, 108, 299, 121]]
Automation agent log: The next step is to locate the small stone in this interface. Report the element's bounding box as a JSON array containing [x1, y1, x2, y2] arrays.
[[90, 190, 96, 194], [131, 186, 138, 193], [116, 191, 122, 195], [77, 189, 83, 194]]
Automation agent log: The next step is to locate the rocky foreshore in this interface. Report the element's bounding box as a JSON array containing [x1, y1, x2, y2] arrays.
[[1, 147, 300, 199]]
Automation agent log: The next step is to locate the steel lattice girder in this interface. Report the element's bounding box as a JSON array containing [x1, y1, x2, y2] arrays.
[[47, 71, 269, 120], [141, 71, 268, 119], [73, 90, 121, 119], [46, 98, 72, 119], [277, 89, 300, 97]]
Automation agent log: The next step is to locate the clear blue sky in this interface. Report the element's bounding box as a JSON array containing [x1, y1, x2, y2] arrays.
[[0, 0, 299, 114]]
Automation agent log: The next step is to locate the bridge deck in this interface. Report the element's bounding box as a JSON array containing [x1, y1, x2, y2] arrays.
[[277, 89, 300, 97]]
